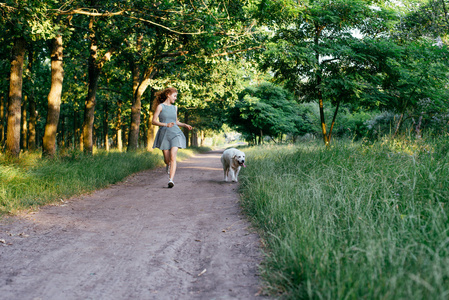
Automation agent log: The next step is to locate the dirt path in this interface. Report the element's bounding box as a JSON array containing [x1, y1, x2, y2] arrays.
[[0, 150, 264, 300]]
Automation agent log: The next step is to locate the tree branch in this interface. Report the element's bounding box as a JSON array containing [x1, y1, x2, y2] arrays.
[[321, 57, 340, 64], [57, 8, 127, 17], [210, 45, 264, 57], [126, 14, 205, 35]]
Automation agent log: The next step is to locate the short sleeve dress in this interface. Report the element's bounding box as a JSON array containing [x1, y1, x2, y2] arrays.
[[153, 104, 187, 150]]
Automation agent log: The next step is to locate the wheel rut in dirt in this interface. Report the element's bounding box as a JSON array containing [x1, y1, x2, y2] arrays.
[[0, 150, 264, 300]]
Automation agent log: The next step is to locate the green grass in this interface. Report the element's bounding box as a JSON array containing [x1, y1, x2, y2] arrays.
[[239, 137, 449, 299], [0, 147, 210, 216]]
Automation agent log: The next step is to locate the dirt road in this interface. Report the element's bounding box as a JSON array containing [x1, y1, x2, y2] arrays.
[[0, 150, 264, 300]]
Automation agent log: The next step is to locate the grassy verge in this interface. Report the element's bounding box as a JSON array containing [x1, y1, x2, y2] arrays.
[[239, 137, 449, 299], [0, 147, 210, 216]]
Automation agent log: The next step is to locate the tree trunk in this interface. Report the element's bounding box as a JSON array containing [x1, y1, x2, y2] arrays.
[[200, 131, 205, 146], [327, 100, 340, 144], [28, 89, 37, 151], [74, 109, 81, 150], [1, 95, 5, 144], [21, 98, 27, 150], [183, 111, 190, 148], [82, 17, 114, 154], [314, 25, 329, 146], [6, 37, 26, 157], [103, 101, 109, 151], [82, 21, 100, 154], [190, 130, 198, 147], [145, 89, 156, 152], [26, 49, 37, 151], [60, 114, 66, 148], [128, 65, 156, 151], [127, 34, 143, 151], [116, 101, 123, 151], [145, 110, 155, 151], [42, 36, 64, 158], [318, 89, 329, 146]]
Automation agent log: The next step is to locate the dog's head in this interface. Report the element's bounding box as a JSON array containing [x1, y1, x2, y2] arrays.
[[233, 151, 246, 167]]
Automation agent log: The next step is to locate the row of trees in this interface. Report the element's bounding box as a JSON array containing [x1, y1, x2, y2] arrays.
[[254, 0, 449, 145], [220, 0, 449, 146], [0, 0, 260, 158], [2, 0, 449, 157]]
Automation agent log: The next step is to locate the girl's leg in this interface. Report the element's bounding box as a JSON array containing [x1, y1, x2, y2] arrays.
[[168, 147, 178, 180], [162, 149, 171, 176], [162, 150, 170, 166]]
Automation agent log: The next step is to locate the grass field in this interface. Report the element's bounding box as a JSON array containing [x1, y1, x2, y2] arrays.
[[238, 137, 449, 299], [0, 147, 209, 216]]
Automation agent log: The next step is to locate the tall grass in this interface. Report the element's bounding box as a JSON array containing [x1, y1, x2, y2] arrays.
[[239, 137, 449, 299], [0, 147, 208, 215]]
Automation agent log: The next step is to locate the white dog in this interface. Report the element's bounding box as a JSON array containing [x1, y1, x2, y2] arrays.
[[221, 148, 246, 182]]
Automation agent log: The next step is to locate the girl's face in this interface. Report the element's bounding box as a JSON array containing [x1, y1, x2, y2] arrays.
[[167, 92, 177, 104]]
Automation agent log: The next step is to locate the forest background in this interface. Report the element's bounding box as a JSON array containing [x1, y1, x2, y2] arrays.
[[2, 0, 449, 157]]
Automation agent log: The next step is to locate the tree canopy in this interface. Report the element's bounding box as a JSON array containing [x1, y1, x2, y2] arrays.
[[1, 0, 449, 155]]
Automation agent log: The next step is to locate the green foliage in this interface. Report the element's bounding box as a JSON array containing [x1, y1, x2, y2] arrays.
[[239, 137, 449, 298], [227, 82, 313, 142], [397, 0, 449, 40], [380, 39, 449, 112]]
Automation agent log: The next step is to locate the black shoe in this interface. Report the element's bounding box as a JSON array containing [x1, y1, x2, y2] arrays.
[[168, 180, 174, 188]]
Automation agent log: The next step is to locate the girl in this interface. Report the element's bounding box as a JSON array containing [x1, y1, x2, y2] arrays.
[[152, 87, 193, 188]]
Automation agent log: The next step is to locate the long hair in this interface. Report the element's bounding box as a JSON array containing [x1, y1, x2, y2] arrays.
[[152, 87, 178, 112]]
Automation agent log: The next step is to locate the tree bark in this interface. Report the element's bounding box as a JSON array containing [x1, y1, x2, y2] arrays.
[[128, 45, 157, 152], [1, 95, 5, 144], [127, 34, 143, 151], [327, 100, 340, 144], [127, 69, 156, 151], [190, 131, 198, 147], [183, 111, 190, 147], [116, 101, 123, 151], [27, 49, 37, 151], [6, 37, 26, 158], [42, 36, 64, 158], [314, 24, 329, 146], [145, 110, 155, 151], [103, 100, 109, 151], [83, 18, 100, 154], [28, 97, 37, 150], [82, 17, 114, 154], [21, 98, 27, 150]]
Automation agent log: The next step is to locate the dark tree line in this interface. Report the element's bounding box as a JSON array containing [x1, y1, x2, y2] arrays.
[[0, 0, 259, 157]]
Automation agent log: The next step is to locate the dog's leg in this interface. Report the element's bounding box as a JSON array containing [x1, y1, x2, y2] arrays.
[[224, 165, 230, 182], [230, 168, 236, 182], [234, 166, 241, 182], [224, 168, 228, 181]]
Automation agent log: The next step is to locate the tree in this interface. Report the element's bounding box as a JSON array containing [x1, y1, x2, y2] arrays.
[[0, 0, 261, 157], [376, 39, 449, 136], [6, 36, 26, 157], [42, 35, 64, 157], [227, 82, 305, 144], [125, 0, 261, 151], [397, 0, 449, 41], [256, 0, 395, 145]]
